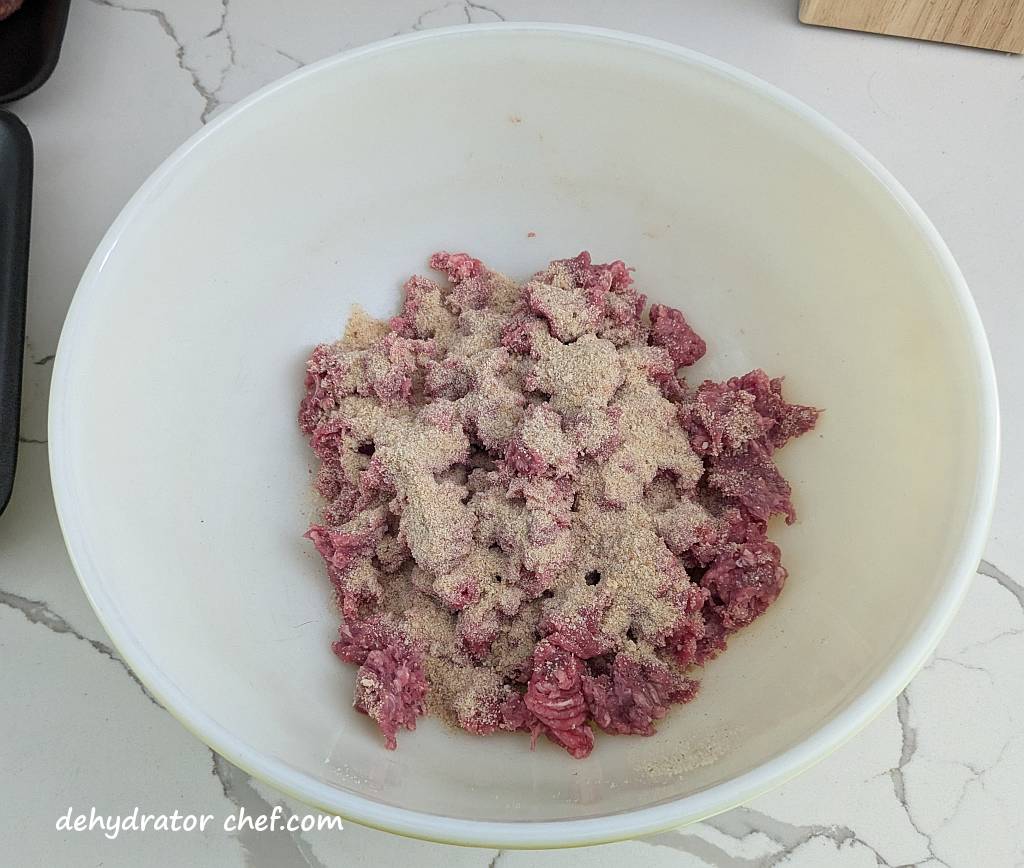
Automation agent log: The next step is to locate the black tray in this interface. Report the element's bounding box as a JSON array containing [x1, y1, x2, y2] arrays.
[[0, 110, 32, 514], [0, 0, 71, 104]]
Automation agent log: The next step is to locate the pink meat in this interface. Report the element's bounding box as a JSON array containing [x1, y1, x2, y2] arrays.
[[334, 617, 427, 749], [429, 251, 483, 283], [389, 275, 445, 338], [539, 592, 615, 659], [498, 690, 542, 735], [456, 598, 502, 660], [306, 513, 388, 619], [683, 379, 771, 458], [500, 312, 542, 354], [734, 369, 820, 450], [359, 333, 435, 405], [701, 524, 787, 630], [333, 614, 404, 664], [299, 251, 820, 758], [660, 582, 711, 668], [354, 458, 394, 511], [707, 443, 797, 524], [552, 251, 633, 292], [525, 641, 594, 758], [583, 653, 699, 736], [503, 438, 549, 478], [309, 418, 353, 461], [424, 356, 473, 399], [306, 515, 386, 577], [299, 344, 350, 434], [694, 608, 730, 665], [313, 455, 352, 503], [648, 303, 707, 368], [684, 370, 820, 457]]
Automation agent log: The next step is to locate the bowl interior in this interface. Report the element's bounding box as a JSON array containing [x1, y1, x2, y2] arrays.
[[52, 28, 990, 838]]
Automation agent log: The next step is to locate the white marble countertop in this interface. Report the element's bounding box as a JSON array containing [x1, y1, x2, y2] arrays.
[[2, 2, 1022, 865]]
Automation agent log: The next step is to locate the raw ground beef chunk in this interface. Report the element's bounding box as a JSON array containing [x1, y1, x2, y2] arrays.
[[298, 251, 819, 757]]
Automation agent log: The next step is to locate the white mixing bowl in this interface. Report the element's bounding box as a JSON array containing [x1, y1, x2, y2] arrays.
[[49, 24, 998, 848]]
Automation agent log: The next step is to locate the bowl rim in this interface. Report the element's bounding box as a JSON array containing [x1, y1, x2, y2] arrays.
[[48, 22, 1000, 849]]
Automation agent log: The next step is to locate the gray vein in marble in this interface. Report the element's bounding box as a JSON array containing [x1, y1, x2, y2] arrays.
[[33, 354, 55, 366], [647, 806, 896, 866], [402, 0, 505, 34], [17, 436, 47, 445], [409, 2, 451, 31], [890, 692, 916, 808], [271, 47, 307, 69], [978, 733, 1022, 789], [465, 0, 506, 22], [210, 0, 237, 100], [978, 559, 1024, 613], [956, 623, 1024, 656], [0, 587, 159, 706], [487, 849, 505, 868], [946, 728, 1018, 799], [748, 811, 890, 867], [869, 561, 1024, 868], [935, 733, 1021, 839], [888, 690, 950, 868], [866, 71, 895, 121], [87, 0, 235, 124], [211, 753, 325, 868], [927, 655, 995, 684], [642, 827, 749, 867]]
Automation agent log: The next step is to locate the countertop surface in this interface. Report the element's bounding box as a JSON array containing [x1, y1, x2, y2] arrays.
[[2, 2, 1022, 866]]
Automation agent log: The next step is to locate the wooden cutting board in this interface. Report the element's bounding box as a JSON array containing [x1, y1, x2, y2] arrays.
[[799, 0, 1024, 53]]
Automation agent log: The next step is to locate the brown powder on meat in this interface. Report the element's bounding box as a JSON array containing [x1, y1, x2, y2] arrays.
[[341, 305, 391, 350], [299, 251, 819, 757]]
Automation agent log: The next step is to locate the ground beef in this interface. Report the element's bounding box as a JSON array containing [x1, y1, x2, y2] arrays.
[[299, 252, 819, 757]]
